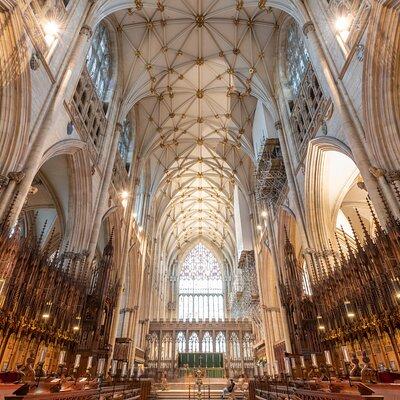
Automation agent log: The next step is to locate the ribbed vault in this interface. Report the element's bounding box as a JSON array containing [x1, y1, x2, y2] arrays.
[[112, 1, 283, 266]]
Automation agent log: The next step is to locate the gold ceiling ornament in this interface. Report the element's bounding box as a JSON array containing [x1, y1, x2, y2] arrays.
[[161, 46, 168, 53], [197, 137, 204, 145], [258, 0, 267, 9], [134, 50, 141, 57], [227, 68, 234, 75], [146, 21, 154, 30], [146, 63, 152, 70], [196, 57, 204, 65], [161, 19, 167, 27], [195, 14, 205, 27], [233, 18, 240, 26], [197, 117, 204, 123], [233, 48, 240, 55], [177, 49, 183, 55], [196, 89, 204, 98], [157, 1, 165, 12], [178, 74, 184, 80], [135, 0, 143, 10], [169, 112, 175, 118], [236, 0, 244, 10], [219, 51, 224, 57]]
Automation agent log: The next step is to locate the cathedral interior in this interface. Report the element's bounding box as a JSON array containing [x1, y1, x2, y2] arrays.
[[0, 0, 400, 399]]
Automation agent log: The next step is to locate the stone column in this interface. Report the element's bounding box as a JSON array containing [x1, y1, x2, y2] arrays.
[[302, 21, 399, 220], [0, 24, 93, 222]]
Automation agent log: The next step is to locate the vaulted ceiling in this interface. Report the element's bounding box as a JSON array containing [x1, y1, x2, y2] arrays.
[[113, 0, 282, 266]]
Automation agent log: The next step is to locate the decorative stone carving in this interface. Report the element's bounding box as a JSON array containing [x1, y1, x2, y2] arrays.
[[29, 53, 39, 70], [0, 175, 10, 189], [8, 171, 25, 183], [302, 21, 315, 37]]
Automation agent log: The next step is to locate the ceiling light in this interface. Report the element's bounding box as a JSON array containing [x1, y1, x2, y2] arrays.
[[120, 190, 129, 199], [44, 20, 59, 46], [335, 15, 351, 41], [261, 210, 267, 218]]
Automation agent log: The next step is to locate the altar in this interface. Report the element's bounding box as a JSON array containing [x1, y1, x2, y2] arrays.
[[178, 353, 225, 378]]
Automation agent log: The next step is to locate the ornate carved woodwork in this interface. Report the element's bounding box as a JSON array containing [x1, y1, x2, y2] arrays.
[[280, 192, 400, 369], [0, 216, 118, 374]]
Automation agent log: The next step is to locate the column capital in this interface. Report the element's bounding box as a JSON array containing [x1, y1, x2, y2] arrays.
[[80, 25, 93, 40], [274, 121, 282, 131], [302, 21, 315, 37], [8, 170, 25, 183], [115, 122, 123, 133]]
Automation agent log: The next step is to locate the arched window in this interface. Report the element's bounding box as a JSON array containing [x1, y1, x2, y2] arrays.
[[285, 19, 325, 158], [178, 243, 224, 321], [176, 332, 186, 354], [243, 333, 253, 360], [86, 23, 112, 102], [118, 119, 134, 171], [302, 261, 313, 296], [230, 332, 241, 360], [215, 332, 226, 353], [147, 333, 158, 361], [202, 332, 213, 353], [285, 20, 309, 98], [161, 334, 172, 360], [188, 332, 199, 353]]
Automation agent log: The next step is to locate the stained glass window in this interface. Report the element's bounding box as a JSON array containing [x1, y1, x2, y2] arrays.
[[86, 23, 112, 102], [286, 20, 309, 98], [202, 332, 213, 353], [118, 119, 134, 170], [215, 332, 226, 353], [178, 243, 224, 321]]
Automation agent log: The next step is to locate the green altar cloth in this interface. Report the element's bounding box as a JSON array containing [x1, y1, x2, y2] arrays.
[[178, 352, 224, 368]]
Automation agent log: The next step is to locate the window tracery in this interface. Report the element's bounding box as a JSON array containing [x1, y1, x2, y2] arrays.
[[178, 244, 224, 321], [286, 20, 309, 98], [285, 20, 327, 159], [161, 334, 172, 360], [202, 332, 213, 353], [215, 332, 226, 353], [86, 23, 112, 103], [326, 0, 371, 48], [242, 333, 253, 360], [176, 331, 186, 354], [230, 332, 241, 360], [188, 332, 199, 353], [118, 119, 134, 171]]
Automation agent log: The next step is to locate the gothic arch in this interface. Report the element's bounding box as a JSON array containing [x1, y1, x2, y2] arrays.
[[363, 2, 400, 170], [0, 7, 30, 174], [304, 137, 371, 251]]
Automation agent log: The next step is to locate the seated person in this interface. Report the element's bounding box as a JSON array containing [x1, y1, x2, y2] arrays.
[[221, 378, 235, 398]]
